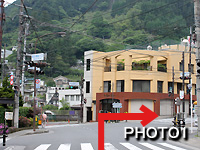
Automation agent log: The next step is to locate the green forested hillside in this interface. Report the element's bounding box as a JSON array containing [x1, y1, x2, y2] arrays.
[[3, 0, 194, 82]]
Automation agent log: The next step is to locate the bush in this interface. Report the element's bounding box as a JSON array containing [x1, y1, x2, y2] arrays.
[[0, 123, 9, 135], [19, 116, 31, 128], [19, 107, 41, 118], [43, 105, 58, 110]]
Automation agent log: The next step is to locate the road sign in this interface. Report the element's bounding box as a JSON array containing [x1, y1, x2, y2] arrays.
[[5, 112, 13, 120], [10, 75, 14, 80], [69, 82, 79, 86], [180, 72, 191, 77], [180, 90, 184, 99], [10, 80, 13, 85], [31, 53, 44, 61], [36, 79, 40, 89], [112, 102, 122, 108]]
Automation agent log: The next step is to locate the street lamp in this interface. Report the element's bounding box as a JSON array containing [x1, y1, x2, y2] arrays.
[[32, 32, 66, 131]]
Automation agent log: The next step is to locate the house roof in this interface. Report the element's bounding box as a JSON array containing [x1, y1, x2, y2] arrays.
[[53, 76, 69, 82]]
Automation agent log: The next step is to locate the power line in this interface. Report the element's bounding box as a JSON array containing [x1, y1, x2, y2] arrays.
[[73, 0, 189, 34], [67, 0, 99, 30]]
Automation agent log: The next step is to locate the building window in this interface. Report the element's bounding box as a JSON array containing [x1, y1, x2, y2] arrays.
[[133, 80, 150, 92], [157, 81, 163, 93], [116, 80, 124, 92], [117, 60, 125, 71], [86, 81, 90, 93], [168, 82, 173, 93], [71, 95, 74, 101], [104, 59, 111, 72], [104, 81, 111, 92], [179, 61, 183, 71], [177, 83, 182, 94], [76, 95, 80, 101], [188, 64, 194, 74], [65, 95, 69, 101], [86, 59, 90, 71]]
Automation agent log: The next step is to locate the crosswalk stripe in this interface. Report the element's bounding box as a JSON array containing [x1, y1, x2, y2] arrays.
[[139, 143, 165, 150], [120, 143, 142, 150], [34, 144, 51, 150], [4, 146, 26, 150], [58, 144, 71, 150], [105, 143, 118, 150], [158, 143, 187, 150], [81, 143, 94, 150]]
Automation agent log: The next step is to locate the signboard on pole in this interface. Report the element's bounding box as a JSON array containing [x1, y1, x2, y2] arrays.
[[112, 102, 122, 108], [180, 90, 184, 99], [31, 53, 44, 61], [36, 79, 40, 89], [10, 75, 14, 85], [5, 112, 13, 120]]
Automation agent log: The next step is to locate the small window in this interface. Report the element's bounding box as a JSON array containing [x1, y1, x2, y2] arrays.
[[104, 81, 111, 92], [179, 61, 183, 71], [71, 95, 74, 101], [76, 95, 80, 101], [86, 81, 90, 93], [86, 59, 90, 71], [188, 64, 194, 74], [157, 81, 163, 93], [116, 80, 124, 92], [65, 95, 69, 101]]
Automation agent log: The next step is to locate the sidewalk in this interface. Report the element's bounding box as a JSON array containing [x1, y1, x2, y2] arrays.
[[179, 124, 200, 148], [7, 121, 79, 138]]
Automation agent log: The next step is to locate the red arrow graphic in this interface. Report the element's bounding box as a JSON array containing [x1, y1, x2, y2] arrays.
[[98, 105, 158, 150]]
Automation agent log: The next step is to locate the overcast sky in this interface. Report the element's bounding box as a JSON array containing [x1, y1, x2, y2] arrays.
[[4, 0, 16, 7]]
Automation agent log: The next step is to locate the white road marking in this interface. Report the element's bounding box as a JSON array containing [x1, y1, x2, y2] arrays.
[[120, 143, 142, 150], [104, 143, 118, 150], [158, 143, 187, 150], [58, 144, 71, 150], [0, 138, 10, 144], [34, 144, 51, 150], [81, 143, 94, 150], [139, 143, 165, 150], [4, 146, 25, 150]]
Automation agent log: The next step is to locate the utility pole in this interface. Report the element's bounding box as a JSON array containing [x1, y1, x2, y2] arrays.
[[189, 26, 192, 115], [182, 51, 185, 120], [194, 0, 200, 135], [0, 0, 4, 78], [80, 76, 84, 123], [2, 43, 5, 81], [172, 66, 175, 115], [21, 20, 29, 102], [14, 0, 24, 128], [0, 0, 5, 82]]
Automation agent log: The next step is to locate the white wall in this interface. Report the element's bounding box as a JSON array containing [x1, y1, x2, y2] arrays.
[[58, 89, 81, 109]]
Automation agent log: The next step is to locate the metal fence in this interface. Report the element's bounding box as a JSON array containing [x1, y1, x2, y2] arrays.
[[43, 110, 81, 122]]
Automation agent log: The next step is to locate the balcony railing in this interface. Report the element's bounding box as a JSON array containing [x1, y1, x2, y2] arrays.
[[132, 63, 151, 71], [117, 64, 124, 71], [104, 66, 111, 72]]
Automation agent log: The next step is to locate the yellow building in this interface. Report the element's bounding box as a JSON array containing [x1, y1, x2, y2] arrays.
[[83, 45, 196, 122]]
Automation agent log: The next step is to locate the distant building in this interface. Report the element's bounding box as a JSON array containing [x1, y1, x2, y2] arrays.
[[46, 87, 81, 108], [1, 49, 13, 58], [53, 75, 69, 89]]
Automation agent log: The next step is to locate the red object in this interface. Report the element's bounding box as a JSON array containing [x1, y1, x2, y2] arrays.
[[36, 79, 40, 84], [98, 105, 158, 150], [10, 80, 13, 85]]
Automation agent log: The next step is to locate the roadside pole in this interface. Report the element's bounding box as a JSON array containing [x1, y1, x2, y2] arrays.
[[194, 0, 200, 135]]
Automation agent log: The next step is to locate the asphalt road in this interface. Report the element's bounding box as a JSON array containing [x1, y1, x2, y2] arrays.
[[0, 118, 199, 150]]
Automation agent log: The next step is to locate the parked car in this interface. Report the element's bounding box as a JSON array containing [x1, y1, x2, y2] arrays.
[[44, 110, 55, 115]]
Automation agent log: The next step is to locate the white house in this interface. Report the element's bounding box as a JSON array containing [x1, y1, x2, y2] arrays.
[[46, 87, 81, 108]]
